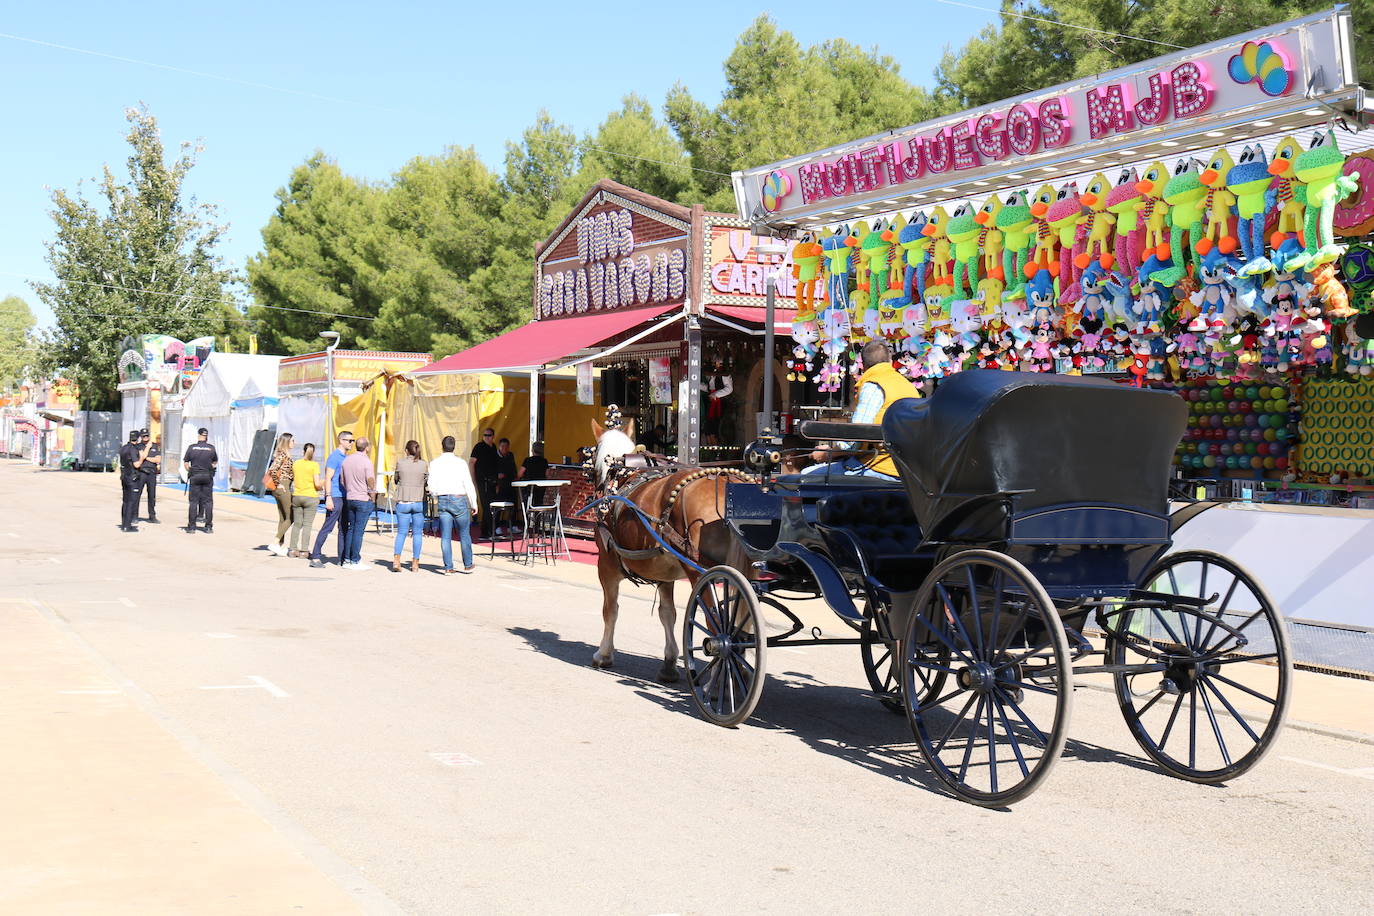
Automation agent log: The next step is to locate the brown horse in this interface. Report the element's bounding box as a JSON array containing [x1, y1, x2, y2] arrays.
[[589, 420, 751, 682]]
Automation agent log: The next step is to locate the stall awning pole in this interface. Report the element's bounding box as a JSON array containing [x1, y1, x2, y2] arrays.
[[529, 370, 540, 456]]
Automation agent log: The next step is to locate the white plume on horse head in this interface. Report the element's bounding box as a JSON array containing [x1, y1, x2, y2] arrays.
[[591, 418, 636, 486]]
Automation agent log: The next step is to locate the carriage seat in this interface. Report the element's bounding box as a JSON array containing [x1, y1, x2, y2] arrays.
[[815, 488, 925, 590]]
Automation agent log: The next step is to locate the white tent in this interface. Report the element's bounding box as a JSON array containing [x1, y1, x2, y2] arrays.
[[180, 354, 281, 491]]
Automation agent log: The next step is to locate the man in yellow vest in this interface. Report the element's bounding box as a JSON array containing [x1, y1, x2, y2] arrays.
[[804, 339, 920, 479]]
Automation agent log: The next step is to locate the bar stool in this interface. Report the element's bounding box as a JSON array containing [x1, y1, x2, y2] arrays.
[[514, 480, 571, 564], [487, 500, 519, 559]]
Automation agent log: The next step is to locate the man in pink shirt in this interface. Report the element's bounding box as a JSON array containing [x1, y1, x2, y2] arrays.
[[340, 437, 377, 570]]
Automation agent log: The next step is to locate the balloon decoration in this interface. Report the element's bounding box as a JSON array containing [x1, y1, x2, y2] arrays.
[[786, 129, 1374, 397], [1175, 380, 1295, 474]]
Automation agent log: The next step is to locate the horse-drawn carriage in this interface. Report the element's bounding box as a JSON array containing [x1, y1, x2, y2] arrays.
[[665, 370, 1291, 806]]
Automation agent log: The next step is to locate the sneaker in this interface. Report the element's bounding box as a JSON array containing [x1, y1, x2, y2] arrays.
[[203, 527, 214, 534], [184, 526, 197, 534], [146, 517, 160, 524], [309, 558, 325, 568]]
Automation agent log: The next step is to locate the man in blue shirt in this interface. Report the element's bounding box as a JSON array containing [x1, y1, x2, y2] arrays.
[[309, 430, 354, 568]]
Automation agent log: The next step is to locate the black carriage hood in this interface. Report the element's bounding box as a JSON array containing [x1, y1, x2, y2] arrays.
[[882, 370, 1187, 534]]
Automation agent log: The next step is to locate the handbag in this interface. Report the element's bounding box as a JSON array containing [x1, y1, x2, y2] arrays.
[[262, 471, 275, 492]]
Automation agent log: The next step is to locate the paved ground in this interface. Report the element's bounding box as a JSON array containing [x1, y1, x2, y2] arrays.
[[2, 461, 1372, 915]]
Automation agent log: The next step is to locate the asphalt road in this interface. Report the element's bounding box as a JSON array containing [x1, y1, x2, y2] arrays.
[[2, 463, 1372, 915]]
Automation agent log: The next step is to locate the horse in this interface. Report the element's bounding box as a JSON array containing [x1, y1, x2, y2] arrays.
[[589, 419, 753, 682]]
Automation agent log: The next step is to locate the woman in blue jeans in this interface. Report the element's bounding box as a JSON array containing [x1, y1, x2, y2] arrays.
[[391, 440, 428, 572]]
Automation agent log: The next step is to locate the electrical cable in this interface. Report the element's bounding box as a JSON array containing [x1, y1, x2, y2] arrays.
[[932, 0, 1186, 50]]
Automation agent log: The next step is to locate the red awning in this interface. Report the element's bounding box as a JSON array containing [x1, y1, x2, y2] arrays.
[[705, 304, 798, 332], [412, 306, 677, 375]]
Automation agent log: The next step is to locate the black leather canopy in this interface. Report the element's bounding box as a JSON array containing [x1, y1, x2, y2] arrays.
[[882, 370, 1187, 540]]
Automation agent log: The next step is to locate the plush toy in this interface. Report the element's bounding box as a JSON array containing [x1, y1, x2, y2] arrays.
[[945, 203, 982, 302], [995, 190, 1034, 301], [1027, 323, 1057, 373], [885, 212, 907, 293], [1196, 147, 1238, 255], [1227, 271, 1269, 318], [1025, 267, 1058, 328], [896, 212, 931, 306], [1027, 184, 1059, 277], [974, 195, 1006, 313], [1102, 270, 1136, 326], [1046, 183, 1084, 302], [1150, 159, 1208, 287], [1135, 254, 1173, 333], [1343, 320, 1374, 375], [1267, 137, 1308, 267], [1289, 130, 1360, 269], [1106, 167, 1144, 276], [921, 206, 953, 291], [821, 227, 856, 313], [1190, 248, 1238, 332], [790, 233, 824, 320], [1074, 172, 1117, 271], [900, 302, 927, 357], [1227, 145, 1277, 275], [857, 219, 894, 317], [1074, 261, 1112, 333], [787, 315, 819, 381], [1311, 261, 1356, 319]]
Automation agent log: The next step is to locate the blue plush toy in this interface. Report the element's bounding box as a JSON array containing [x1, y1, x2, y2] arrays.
[[1227, 145, 1277, 276]]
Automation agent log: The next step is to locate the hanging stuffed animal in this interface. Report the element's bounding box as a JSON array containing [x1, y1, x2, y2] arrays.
[[1106, 167, 1144, 277], [1190, 248, 1239, 333], [787, 316, 819, 381], [815, 305, 852, 393], [1026, 184, 1059, 277], [945, 202, 982, 302], [1343, 320, 1374, 375], [790, 233, 824, 321], [974, 195, 1006, 314], [1196, 147, 1238, 256], [1046, 183, 1085, 303], [1267, 137, 1308, 268], [995, 190, 1034, 301], [1135, 254, 1173, 334], [895, 212, 930, 306], [860, 218, 894, 316], [1025, 267, 1058, 329], [1102, 270, 1135, 327], [1289, 129, 1360, 269], [1073, 172, 1117, 272], [1074, 261, 1112, 335], [1027, 323, 1056, 373], [821, 226, 856, 313], [1150, 159, 1208, 287], [1135, 161, 1172, 261], [1311, 261, 1356, 319], [921, 206, 953, 291], [1227, 145, 1277, 275]]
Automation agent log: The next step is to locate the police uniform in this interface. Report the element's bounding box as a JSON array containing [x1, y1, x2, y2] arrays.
[[183, 439, 218, 532], [141, 441, 162, 522], [118, 436, 147, 531]]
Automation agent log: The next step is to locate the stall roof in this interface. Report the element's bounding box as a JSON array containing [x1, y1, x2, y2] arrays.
[[733, 8, 1370, 230], [705, 304, 798, 334], [412, 306, 677, 375], [181, 353, 282, 417]]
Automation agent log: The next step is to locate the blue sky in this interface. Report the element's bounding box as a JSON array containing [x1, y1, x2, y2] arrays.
[[0, 1, 995, 327]]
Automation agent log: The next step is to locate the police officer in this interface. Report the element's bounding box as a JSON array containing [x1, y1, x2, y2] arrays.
[[140, 430, 162, 523], [118, 430, 150, 532], [183, 427, 218, 533]]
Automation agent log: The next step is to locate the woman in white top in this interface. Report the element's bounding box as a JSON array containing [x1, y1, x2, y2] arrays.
[[427, 434, 479, 574]]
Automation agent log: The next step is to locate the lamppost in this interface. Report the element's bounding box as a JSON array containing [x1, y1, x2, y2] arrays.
[[319, 330, 340, 443]]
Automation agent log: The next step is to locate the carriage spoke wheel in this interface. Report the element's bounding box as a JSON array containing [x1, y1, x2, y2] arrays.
[[900, 550, 1072, 807], [1113, 549, 1291, 783], [862, 604, 948, 715], [682, 566, 766, 728]]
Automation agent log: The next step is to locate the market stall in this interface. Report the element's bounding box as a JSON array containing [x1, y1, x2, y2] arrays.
[[179, 353, 281, 491], [276, 349, 429, 456]]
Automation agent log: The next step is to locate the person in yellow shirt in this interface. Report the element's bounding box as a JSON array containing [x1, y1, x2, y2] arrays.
[[804, 340, 920, 479], [288, 443, 325, 558]]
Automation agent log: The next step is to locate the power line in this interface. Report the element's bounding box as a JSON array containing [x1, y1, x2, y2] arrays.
[[933, 0, 1186, 50], [0, 30, 729, 178], [3, 271, 379, 322]]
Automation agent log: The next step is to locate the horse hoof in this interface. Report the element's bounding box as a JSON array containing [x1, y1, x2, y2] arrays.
[[658, 667, 680, 684], [591, 657, 614, 669]]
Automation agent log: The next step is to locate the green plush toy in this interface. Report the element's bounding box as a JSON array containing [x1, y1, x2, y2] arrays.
[[1288, 129, 1360, 270], [945, 202, 981, 302], [995, 190, 1034, 301], [1150, 159, 1208, 287]]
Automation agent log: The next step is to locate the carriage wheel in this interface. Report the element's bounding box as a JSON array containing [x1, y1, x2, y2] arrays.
[[682, 566, 767, 728], [1112, 549, 1291, 783], [900, 550, 1073, 807], [861, 604, 949, 715]]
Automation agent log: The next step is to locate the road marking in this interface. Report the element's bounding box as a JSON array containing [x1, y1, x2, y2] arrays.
[[199, 676, 289, 698], [78, 597, 136, 607], [46, 557, 61, 564], [1281, 756, 1374, 780], [1, 532, 18, 538], [58, 688, 120, 695], [204, 632, 237, 639], [429, 751, 481, 767]]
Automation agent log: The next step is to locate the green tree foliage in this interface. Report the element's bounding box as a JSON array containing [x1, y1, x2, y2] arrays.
[[935, 1, 1350, 109], [0, 295, 38, 393], [32, 105, 243, 409], [666, 16, 940, 210]]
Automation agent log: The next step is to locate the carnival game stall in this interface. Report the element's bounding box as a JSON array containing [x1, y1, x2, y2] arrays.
[[276, 350, 429, 458], [730, 6, 1374, 670], [179, 353, 281, 491]]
